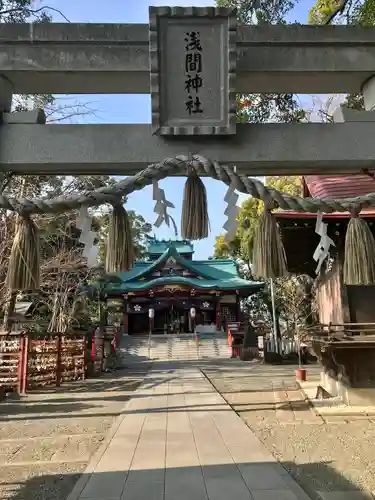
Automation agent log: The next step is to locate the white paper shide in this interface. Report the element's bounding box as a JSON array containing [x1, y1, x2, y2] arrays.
[[223, 184, 240, 242], [76, 206, 99, 268], [313, 212, 335, 274], [152, 180, 177, 235]]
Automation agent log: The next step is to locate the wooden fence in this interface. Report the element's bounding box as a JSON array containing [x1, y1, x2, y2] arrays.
[[0, 329, 121, 395], [24, 333, 86, 391], [0, 336, 20, 393], [265, 338, 298, 354], [1, 332, 88, 394]]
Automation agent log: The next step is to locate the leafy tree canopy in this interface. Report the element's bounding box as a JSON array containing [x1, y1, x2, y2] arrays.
[[309, 0, 375, 25], [308, 0, 373, 108], [217, 0, 307, 125]]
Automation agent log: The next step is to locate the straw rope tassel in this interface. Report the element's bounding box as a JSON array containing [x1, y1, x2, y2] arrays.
[[344, 207, 375, 285], [6, 216, 40, 291], [105, 204, 135, 273], [252, 204, 288, 279], [181, 168, 209, 240]]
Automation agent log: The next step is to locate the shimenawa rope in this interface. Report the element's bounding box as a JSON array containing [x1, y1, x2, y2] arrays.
[[0, 155, 374, 215]]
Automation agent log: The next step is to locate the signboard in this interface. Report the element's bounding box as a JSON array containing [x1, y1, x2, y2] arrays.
[[149, 6, 237, 136]]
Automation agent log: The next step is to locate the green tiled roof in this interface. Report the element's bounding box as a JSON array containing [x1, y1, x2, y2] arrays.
[[96, 242, 263, 295], [146, 238, 194, 255]]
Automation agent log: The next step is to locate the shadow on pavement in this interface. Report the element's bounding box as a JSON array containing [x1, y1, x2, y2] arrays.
[[2, 460, 372, 500]]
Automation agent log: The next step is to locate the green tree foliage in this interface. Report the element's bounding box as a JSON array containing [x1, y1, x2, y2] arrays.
[[217, 0, 307, 125], [309, 0, 341, 24], [214, 177, 305, 340], [309, 0, 375, 25], [309, 0, 375, 110], [217, 0, 292, 26], [0, 1, 52, 22]]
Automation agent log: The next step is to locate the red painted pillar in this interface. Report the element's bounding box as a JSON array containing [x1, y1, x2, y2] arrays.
[[17, 334, 26, 395], [56, 334, 62, 387], [18, 333, 29, 395], [235, 294, 241, 322]]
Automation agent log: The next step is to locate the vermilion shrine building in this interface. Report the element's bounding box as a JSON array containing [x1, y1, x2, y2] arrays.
[[276, 174, 375, 405], [276, 174, 375, 325], [100, 238, 263, 335]]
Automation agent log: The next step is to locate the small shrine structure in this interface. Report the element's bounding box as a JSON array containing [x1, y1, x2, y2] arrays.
[[276, 174, 375, 324], [275, 174, 375, 405], [95, 238, 263, 335]]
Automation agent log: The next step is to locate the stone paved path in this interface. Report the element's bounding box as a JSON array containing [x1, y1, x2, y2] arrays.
[[0, 369, 145, 500], [67, 365, 312, 500], [203, 363, 375, 500]]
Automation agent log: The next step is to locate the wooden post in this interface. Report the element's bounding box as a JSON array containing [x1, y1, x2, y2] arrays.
[[56, 334, 62, 387], [17, 333, 25, 394], [123, 295, 129, 334], [215, 293, 221, 329], [99, 300, 106, 328], [18, 332, 29, 394], [123, 313, 129, 334], [101, 335, 105, 372], [235, 294, 241, 322], [91, 334, 96, 362]]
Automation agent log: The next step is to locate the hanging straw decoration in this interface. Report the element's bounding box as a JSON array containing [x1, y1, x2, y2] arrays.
[[252, 203, 288, 279], [105, 204, 135, 273], [343, 206, 375, 285], [6, 216, 40, 291], [181, 167, 209, 240]]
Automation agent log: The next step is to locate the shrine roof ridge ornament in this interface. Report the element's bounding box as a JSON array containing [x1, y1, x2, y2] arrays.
[[2, 24, 375, 94]]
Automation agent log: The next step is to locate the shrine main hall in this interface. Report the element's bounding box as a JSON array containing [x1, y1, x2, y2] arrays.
[[96, 238, 263, 335]]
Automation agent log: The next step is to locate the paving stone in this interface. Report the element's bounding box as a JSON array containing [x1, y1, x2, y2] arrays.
[[203, 464, 254, 500], [251, 490, 300, 500], [71, 366, 312, 500], [165, 466, 207, 500], [238, 463, 289, 490], [121, 479, 164, 500], [80, 471, 127, 499]]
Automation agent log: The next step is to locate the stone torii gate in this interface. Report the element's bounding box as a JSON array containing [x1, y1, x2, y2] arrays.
[[1, 7, 375, 289], [1, 14, 375, 175]]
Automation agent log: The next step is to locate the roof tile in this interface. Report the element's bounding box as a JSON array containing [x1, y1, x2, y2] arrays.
[[304, 174, 375, 199]]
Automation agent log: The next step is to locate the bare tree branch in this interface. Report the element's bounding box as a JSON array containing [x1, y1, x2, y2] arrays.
[[0, 5, 71, 22]]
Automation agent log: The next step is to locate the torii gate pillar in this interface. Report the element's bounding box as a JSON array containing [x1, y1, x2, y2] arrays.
[[363, 77, 375, 111], [0, 76, 12, 113]]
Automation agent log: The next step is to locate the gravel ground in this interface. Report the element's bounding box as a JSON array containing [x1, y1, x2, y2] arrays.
[[203, 362, 375, 500], [0, 368, 146, 500]]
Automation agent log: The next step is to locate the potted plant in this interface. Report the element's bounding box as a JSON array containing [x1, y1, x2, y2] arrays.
[[295, 329, 308, 381]]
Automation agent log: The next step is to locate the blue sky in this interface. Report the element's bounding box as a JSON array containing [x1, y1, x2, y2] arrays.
[[43, 0, 316, 259]]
